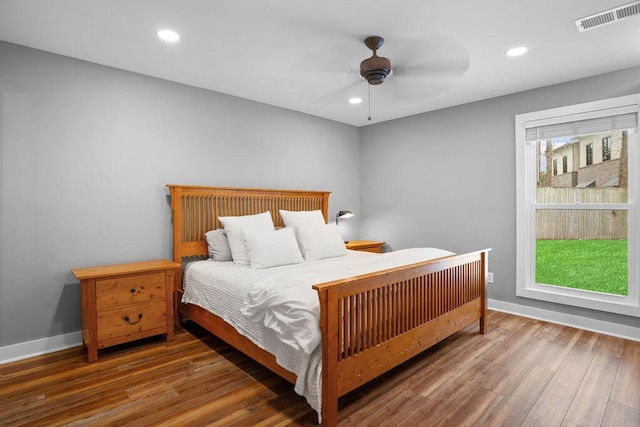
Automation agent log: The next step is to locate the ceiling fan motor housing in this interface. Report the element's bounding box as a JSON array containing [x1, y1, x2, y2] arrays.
[[360, 35, 391, 85], [360, 55, 392, 85]]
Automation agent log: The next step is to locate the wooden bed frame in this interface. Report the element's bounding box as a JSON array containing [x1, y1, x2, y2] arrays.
[[167, 184, 489, 426]]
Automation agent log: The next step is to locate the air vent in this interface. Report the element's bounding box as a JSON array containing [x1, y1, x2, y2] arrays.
[[575, 1, 640, 31]]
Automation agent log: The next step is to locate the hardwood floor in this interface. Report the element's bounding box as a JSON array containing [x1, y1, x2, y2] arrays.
[[1, 310, 639, 426]]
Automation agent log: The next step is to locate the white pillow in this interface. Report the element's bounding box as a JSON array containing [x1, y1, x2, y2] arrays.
[[219, 211, 275, 265], [244, 228, 304, 269], [224, 230, 250, 265], [204, 229, 232, 261], [280, 209, 326, 228], [295, 223, 348, 261]]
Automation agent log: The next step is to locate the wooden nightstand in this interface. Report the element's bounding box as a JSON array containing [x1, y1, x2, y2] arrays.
[[72, 259, 181, 362], [346, 240, 385, 253]]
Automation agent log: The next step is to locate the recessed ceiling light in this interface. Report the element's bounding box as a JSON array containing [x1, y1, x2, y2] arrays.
[[157, 29, 180, 43], [506, 46, 528, 57], [349, 97, 362, 105]]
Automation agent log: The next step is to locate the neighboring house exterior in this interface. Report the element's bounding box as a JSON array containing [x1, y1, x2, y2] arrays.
[[550, 131, 626, 188]]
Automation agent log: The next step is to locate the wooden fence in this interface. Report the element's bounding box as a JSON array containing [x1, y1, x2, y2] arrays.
[[536, 188, 628, 240]]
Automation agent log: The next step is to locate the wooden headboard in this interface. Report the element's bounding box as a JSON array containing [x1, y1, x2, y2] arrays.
[[167, 185, 331, 263]]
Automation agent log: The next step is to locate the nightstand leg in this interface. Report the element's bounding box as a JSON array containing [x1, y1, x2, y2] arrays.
[[83, 278, 99, 362], [87, 344, 98, 362]]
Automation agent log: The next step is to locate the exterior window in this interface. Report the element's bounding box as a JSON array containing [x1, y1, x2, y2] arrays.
[[603, 136, 612, 161], [515, 94, 639, 317], [552, 159, 558, 176], [586, 143, 593, 166]]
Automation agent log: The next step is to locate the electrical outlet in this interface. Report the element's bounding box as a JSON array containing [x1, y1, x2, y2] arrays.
[[487, 272, 494, 283]]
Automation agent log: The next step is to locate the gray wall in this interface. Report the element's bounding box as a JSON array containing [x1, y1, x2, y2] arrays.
[[0, 41, 360, 347], [2, 38, 639, 351], [359, 66, 640, 328]]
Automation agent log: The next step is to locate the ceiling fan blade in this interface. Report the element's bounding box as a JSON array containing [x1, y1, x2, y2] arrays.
[[387, 33, 470, 75], [304, 75, 365, 103], [392, 59, 470, 78], [324, 79, 365, 101], [378, 73, 454, 101]]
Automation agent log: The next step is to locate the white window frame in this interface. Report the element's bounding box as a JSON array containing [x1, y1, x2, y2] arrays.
[[516, 94, 640, 317]]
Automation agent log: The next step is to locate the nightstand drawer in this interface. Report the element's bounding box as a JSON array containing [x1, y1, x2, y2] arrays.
[[97, 301, 167, 342], [356, 246, 383, 253], [96, 272, 165, 310]]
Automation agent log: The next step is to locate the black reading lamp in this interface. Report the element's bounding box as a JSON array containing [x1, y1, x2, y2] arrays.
[[335, 210, 354, 225]]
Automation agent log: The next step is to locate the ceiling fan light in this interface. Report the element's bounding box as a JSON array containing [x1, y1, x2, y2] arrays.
[[364, 73, 387, 85]]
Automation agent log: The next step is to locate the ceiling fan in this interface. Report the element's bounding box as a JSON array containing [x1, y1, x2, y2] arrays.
[[358, 35, 393, 121], [293, 33, 469, 123], [353, 34, 470, 121], [355, 34, 472, 91], [359, 36, 392, 85]]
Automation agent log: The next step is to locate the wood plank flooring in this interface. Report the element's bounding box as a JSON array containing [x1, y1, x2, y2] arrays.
[[1, 310, 639, 426]]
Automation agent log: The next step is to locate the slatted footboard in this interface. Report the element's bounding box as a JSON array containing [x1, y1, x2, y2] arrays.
[[313, 249, 489, 426]]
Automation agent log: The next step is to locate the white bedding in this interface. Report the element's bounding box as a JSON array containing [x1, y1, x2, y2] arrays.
[[182, 247, 454, 419]]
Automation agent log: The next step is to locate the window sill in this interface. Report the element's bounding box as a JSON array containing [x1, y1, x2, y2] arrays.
[[516, 285, 640, 317]]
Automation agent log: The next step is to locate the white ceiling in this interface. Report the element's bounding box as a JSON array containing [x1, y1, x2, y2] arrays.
[[1, 0, 639, 127]]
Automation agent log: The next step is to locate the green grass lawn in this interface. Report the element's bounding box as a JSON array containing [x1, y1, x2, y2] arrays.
[[536, 239, 628, 296]]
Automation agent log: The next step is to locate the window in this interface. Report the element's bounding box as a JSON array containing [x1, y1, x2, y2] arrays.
[[516, 94, 639, 316], [553, 159, 558, 176], [586, 142, 594, 166], [603, 136, 612, 161]]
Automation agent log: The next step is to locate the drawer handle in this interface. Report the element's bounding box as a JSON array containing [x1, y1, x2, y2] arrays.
[[130, 287, 136, 294], [124, 313, 143, 324]]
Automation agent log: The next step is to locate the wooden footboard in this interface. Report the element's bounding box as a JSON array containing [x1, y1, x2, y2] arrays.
[[313, 249, 489, 426]]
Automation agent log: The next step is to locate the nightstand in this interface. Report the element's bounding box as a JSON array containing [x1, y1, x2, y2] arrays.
[[346, 240, 385, 253], [72, 259, 181, 362]]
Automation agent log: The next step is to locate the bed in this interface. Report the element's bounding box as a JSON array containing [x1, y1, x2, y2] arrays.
[[167, 184, 490, 426]]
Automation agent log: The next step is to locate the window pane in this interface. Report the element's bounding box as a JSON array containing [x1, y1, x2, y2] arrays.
[[603, 137, 611, 161], [586, 143, 593, 166], [536, 130, 628, 200], [536, 209, 628, 296]]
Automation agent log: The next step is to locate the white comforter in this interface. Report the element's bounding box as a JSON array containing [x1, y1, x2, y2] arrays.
[[182, 247, 454, 419]]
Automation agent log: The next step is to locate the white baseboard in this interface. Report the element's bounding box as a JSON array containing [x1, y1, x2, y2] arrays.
[[2, 300, 638, 364], [488, 299, 640, 342], [0, 331, 83, 365]]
